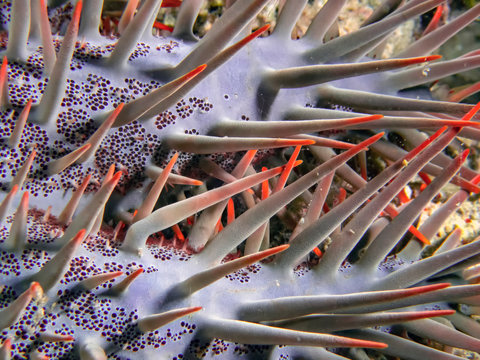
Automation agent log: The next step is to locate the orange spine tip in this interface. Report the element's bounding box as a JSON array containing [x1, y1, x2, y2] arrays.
[[404, 126, 447, 162], [227, 198, 235, 224], [423, 55, 442, 62], [423, 5, 444, 35], [406, 283, 450, 295], [462, 101, 480, 121], [418, 171, 432, 185], [20, 191, 29, 204], [73, 0, 83, 20], [185, 64, 208, 81], [172, 223, 185, 241], [74, 229, 87, 242], [112, 171, 123, 182], [410, 226, 430, 245]]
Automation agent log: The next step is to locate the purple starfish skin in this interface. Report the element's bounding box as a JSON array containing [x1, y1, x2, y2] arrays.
[[1, 0, 480, 359]]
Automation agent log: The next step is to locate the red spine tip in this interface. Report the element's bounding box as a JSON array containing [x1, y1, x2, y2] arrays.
[[112, 171, 123, 181], [74, 229, 87, 242], [73, 0, 83, 20], [21, 191, 29, 204]]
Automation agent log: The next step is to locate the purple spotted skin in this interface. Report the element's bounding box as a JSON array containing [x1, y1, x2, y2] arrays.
[[1, 1, 480, 359]]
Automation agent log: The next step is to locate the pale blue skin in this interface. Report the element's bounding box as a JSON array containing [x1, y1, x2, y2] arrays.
[[0, 1, 477, 359]]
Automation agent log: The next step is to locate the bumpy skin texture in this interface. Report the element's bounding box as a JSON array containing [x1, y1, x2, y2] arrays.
[[2, 1, 480, 359]]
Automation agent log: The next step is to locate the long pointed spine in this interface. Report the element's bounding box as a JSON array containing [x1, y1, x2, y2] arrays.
[[171, 0, 203, 41], [211, 115, 383, 137], [58, 174, 92, 225], [137, 307, 202, 332], [304, 0, 443, 63], [123, 164, 288, 253], [316, 131, 461, 274], [118, 0, 140, 35], [197, 134, 384, 266], [141, 24, 270, 122], [60, 172, 121, 244], [304, 0, 347, 42], [173, 0, 270, 76], [188, 150, 257, 251], [403, 318, 480, 353], [10, 150, 36, 190], [201, 317, 387, 349], [31, 229, 86, 291], [47, 144, 91, 176], [78, 0, 104, 40], [0, 282, 41, 330], [316, 85, 473, 118], [8, 99, 32, 148], [105, 268, 143, 296], [146, 166, 203, 186], [133, 153, 178, 223], [36, 1, 82, 125], [39, 0, 56, 76], [385, 54, 480, 90], [281, 310, 455, 333], [397, 3, 480, 58], [6, 0, 30, 60], [264, 56, 440, 90], [0, 185, 18, 224], [5, 192, 29, 251], [239, 283, 450, 322], [165, 134, 314, 154], [79, 271, 123, 291], [106, 0, 162, 68], [340, 329, 467, 360], [372, 234, 480, 291], [77, 104, 124, 163], [0, 338, 11, 360], [358, 150, 470, 271], [112, 64, 206, 127], [167, 245, 288, 300], [272, 0, 307, 40]]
